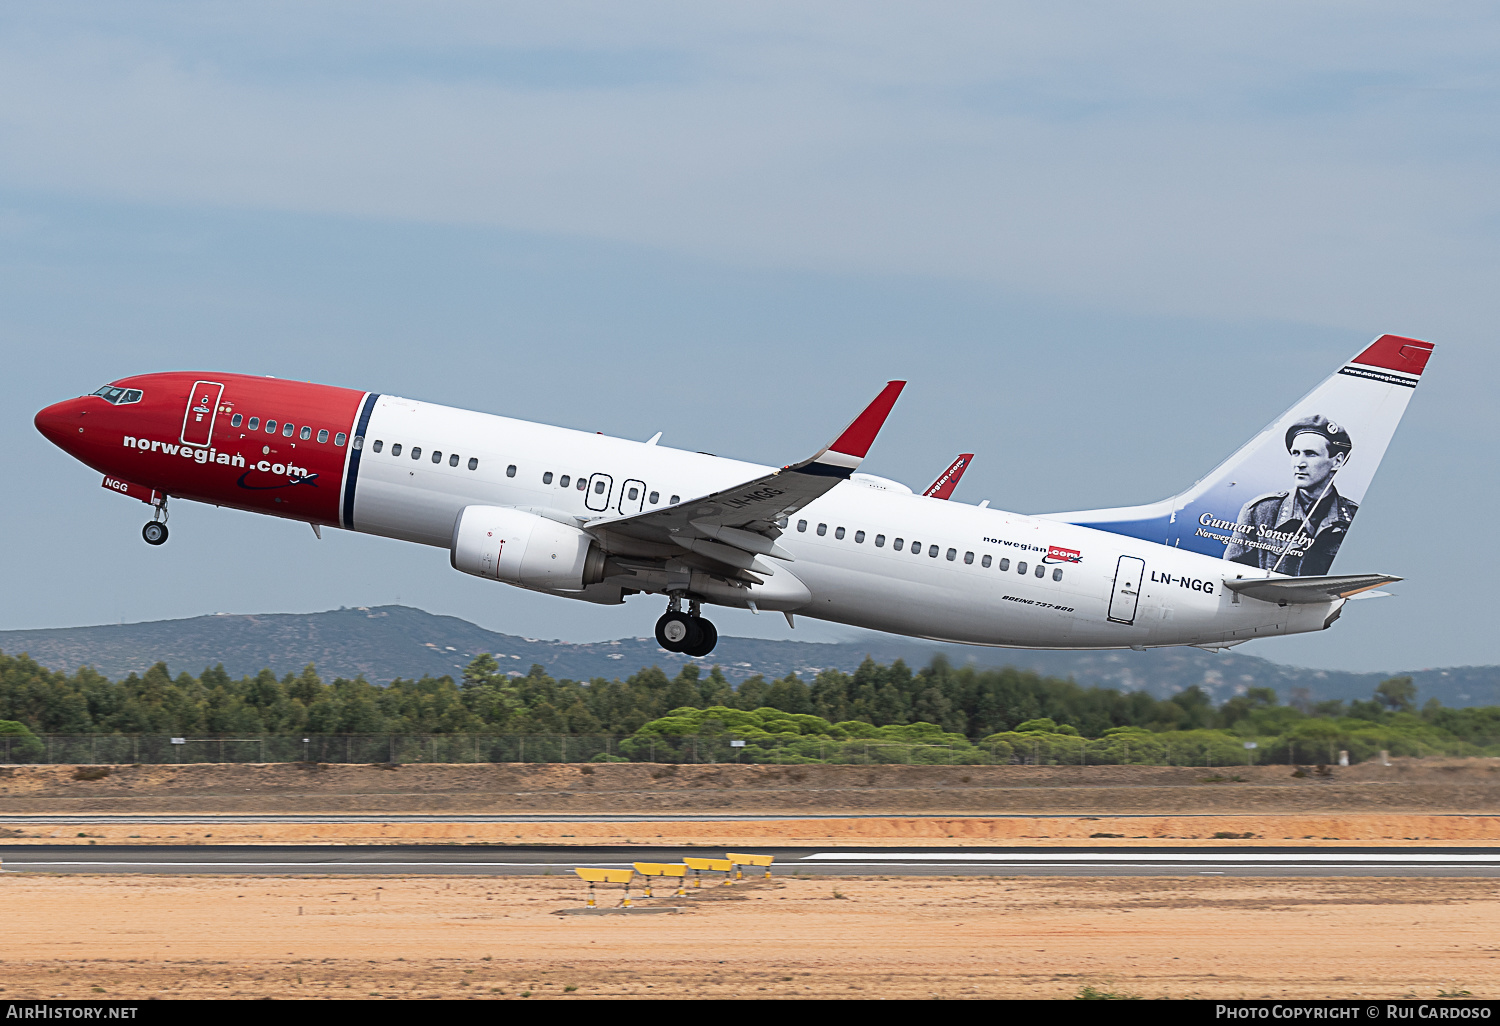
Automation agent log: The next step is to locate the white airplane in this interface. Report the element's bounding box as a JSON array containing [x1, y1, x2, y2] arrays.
[[34, 335, 1432, 658]]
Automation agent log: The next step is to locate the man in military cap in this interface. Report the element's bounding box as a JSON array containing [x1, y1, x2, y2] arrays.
[[1225, 415, 1358, 576]]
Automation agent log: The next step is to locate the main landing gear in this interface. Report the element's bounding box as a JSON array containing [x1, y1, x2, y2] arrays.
[[655, 595, 718, 658], [142, 498, 169, 546]]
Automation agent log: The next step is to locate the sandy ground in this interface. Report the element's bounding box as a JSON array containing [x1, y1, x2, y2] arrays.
[[2, 874, 1497, 1000], [9, 813, 1500, 847], [3, 760, 1499, 816], [6, 759, 1500, 846]]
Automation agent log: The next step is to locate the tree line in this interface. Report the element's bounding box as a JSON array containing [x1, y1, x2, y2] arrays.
[[1, 648, 1496, 754]]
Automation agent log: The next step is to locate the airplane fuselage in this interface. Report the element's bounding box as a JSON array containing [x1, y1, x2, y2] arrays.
[[36, 371, 1338, 652]]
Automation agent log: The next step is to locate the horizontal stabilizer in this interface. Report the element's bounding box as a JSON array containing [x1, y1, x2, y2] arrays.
[[1222, 573, 1401, 605]]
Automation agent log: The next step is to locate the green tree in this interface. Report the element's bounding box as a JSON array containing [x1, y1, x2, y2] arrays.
[[0, 719, 44, 761], [1375, 676, 1417, 713]]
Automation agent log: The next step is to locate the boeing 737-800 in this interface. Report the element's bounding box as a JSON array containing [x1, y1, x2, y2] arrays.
[[34, 335, 1431, 658]]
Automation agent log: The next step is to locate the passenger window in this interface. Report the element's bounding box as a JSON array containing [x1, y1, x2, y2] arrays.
[[1018, 561, 1027, 574], [265, 420, 276, 433], [982, 554, 992, 568], [910, 540, 921, 555], [370, 439, 381, 453], [777, 518, 788, 529], [929, 545, 939, 558], [998, 558, 1010, 571], [248, 417, 260, 430], [449, 453, 459, 467], [283, 423, 295, 437], [1053, 568, 1064, 582], [318, 429, 329, 443], [391, 443, 402, 456], [816, 524, 827, 536], [506, 464, 516, 477], [594, 480, 606, 495], [230, 414, 242, 427], [628, 487, 639, 500], [411, 447, 422, 460], [797, 520, 807, 533], [577, 479, 587, 491], [560, 475, 570, 488], [875, 534, 885, 547], [854, 531, 865, 543], [1035, 564, 1046, 578], [650, 491, 659, 504], [300, 426, 312, 440], [469, 458, 479, 470], [834, 527, 844, 539], [543, 472, 554, 484], [946, 548, 956, 561], [893, 538, 903, 551], [670, 495, 680, 504], [336, 433, 348, 447], [964, 551, 974, 564], [431, 450, 442, 464]]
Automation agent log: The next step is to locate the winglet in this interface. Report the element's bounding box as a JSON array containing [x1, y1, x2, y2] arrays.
[[923, 453, 974, 499], [799, 381, 905, 476]]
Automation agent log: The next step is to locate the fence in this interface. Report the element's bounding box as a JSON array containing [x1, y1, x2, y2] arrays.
[[4, 732, 1498, 766]]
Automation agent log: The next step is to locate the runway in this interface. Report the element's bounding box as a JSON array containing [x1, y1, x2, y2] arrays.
[[6, 844, 1500, 876]]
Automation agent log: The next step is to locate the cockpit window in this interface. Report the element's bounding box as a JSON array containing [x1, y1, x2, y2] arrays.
[[91, 386, 143, 405]]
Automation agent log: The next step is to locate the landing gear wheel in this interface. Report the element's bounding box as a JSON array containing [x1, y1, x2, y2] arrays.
[[681, 617, 718, 658], [142, 522, 169, 546], [655, 611, 700, 653]]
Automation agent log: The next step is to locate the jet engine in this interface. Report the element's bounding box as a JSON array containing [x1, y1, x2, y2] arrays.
[[451, 505, 608, 592]]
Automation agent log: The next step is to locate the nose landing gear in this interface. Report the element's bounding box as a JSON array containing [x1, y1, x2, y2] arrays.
[[142, 498, 169, 546], [654, 595, 718, 657]]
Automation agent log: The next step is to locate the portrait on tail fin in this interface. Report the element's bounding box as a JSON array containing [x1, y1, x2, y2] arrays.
[[1225, 415, 1357, 576]]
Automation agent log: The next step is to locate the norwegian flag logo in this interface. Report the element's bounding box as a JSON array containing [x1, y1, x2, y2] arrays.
[[1045, 545, 1082, 564]]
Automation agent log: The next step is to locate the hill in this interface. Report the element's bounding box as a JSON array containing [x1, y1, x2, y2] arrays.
[[0, 605, 1494, 706]]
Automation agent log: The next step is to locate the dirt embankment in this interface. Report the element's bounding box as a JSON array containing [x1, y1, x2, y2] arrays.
[[4, 758, 1499, 816], [3, 875, 1497, 1000]]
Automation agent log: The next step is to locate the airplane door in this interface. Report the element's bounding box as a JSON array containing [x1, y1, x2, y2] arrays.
[[585, 472, 614, 512], [618, 478, 647, 515], [181, 380, 224, 447], [1108, 556, 1146, 625]]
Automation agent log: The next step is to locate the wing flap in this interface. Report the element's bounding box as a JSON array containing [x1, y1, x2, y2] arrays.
[[1222, 573, 1401, 604]]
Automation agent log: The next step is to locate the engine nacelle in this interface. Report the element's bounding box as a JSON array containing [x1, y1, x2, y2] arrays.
[[451, 505, 607, 592]]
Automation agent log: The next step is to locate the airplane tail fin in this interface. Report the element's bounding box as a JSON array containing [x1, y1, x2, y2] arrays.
[[1039, 335, 1433, 577]]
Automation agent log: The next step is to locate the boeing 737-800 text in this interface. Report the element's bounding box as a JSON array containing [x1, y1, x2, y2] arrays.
[[34, 335, 1432, 657]]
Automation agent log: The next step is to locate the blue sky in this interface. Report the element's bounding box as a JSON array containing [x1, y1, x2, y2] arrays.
[[3, 3, 1495, 674]]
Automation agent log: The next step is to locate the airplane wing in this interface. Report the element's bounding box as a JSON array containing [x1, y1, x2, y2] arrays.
[[585, 381, 905, 581], [923, 453, 974, 499], [1221, 573, 1401, 605]]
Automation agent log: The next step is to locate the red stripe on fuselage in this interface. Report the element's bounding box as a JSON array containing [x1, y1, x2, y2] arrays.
[[43, 372, 366, 526]]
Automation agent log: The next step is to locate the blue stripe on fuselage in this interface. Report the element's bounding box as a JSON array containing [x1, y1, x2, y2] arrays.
[[342, 393, 381, 530]]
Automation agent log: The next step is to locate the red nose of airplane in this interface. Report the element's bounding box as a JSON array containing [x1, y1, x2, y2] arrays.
[[35, 396, 90, 452]]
